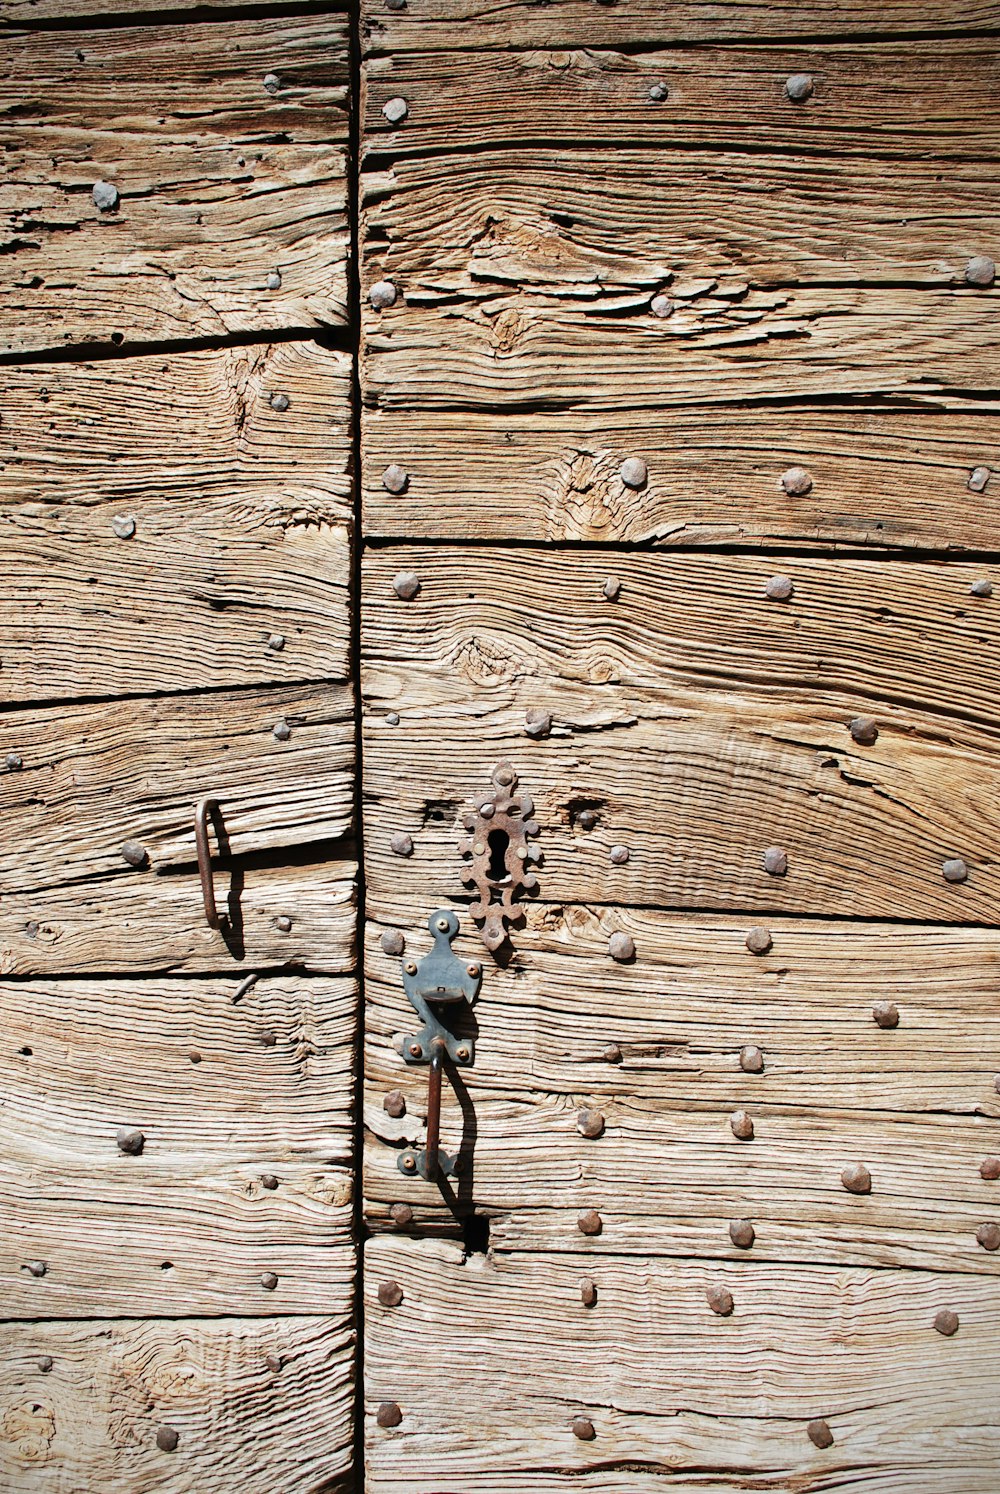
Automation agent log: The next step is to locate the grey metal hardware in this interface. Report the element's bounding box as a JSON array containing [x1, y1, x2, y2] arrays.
[[458, 761, 540, 951]]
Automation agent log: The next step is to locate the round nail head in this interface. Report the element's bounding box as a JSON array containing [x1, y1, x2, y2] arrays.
[[263, 72, 281, 94], [381, 928, 405, 956], [965, 255, 996, 287], [608, 931, 635, 962], [578, 1209, 602, 1236], [577, 1108, 605, 1139], [155, 1426, 179, 1453], [647, 81, 668, 102], [378, 1279, 404, 1306], [25, 1260, 47, 1278], [121, 839, 148, 868], [763, 846, 788, 877], [968, 466, 991, 492], [260, 1272, 278, 1291], [849, 716, 879, 745], [764, 574, 794, 601], [275, 915, 292, 933], [389, 1203, 413, 1227], [785, 73, 814, 102], [370, 280, 398, 309], [265, 1353, 282, 1372], [706, 1284, 734, 1316], [92, 180, 119, 212], [872, 1001, 899, 1029], [650, 293, 673, 317], [38, 1355, 53, 1373], [619, 457, 648, 489], [384, 1089, 407, 1119], [262, 1174, 279, 1190], [273, 719, 291, 742], [525, 708, 552, 738], [571, 1415, 595, 1440], [976, 1222, 1000, 1251], [730, 1109, 754, 1141], [377, 1401, 403, 1428], [934, 1308, 959, 1336], [382, 464, 409, 494], [580, 1277, 597, 1306], [392, 570, 420, 600], [603, 1042, 622, 1064], [807, 1418, 833, 1449], [739, 1044, 764, 1073], [841, 1162, 871, 1194], [745, 926, 772, 955], [112, 514, 136, 539], [610, 844, 630, 865], [781, 465, 813, 496], [729, 1218, 755, 1249], [602, 576, 621, 601], [970, 579, 993, 598], [266, 271, 282, 290], [390, 832, 414, 857], [267, 633, 285, 651], [942, 858, 968, 884], [382, 96, 409, 125], [116, 1127, 145, 1155], [269, 392, 289, 412], [6, 753, 22, 771], [980, 1157, 1000, 1180]]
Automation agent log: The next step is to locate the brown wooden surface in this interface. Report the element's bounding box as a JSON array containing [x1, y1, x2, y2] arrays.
[[0, 1315, 353, 1492], [364, 1236, 1000, 1492]]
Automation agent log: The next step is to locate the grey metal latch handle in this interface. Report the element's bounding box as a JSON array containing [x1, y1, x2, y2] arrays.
[[397, 909, 482, 1182]]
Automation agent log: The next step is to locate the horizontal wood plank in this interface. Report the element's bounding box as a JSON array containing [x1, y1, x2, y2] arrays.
[[365, 1237, 1000, 1491], [362, 403, 999, 549], [362, 548, 1000, 922], [1, 974, 355, 1316], [0, 1315, 352, 1492]]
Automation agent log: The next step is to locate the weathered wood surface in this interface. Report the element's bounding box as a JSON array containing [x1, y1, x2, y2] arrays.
[[363, 42, 1000, 159], [362, 403, 999, 548], [362, 548, 1000, 922], [362, 0, 1000, 53], [1, 974, 355, 1316], [0, 1315, 353, 1492], [2, 20, 350, 350], [0, 861, 356, 978], [365, 1237, 1000, 1491]]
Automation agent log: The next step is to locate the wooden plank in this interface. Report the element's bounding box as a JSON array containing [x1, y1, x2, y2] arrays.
[[0, 1315, 353, 1492], [362, 0, 1000, 53], [1, 974, 355, 1316], [362, 403, 1000, 549], [362, 548, 1000, 923], [365, 1237, 1000, 1491], [362, 42, 1000, 159]]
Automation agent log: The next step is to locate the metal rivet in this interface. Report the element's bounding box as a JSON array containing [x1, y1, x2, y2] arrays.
[[38, 1355, 53, 1373], [841, 1162, 871, 1194], [763, 846, 788, 876], [849, 716, 879, 745], [580, 1277, 597, 1306], [706, 1284, 734, 1316], [389, 1202, 413, 1227], [116, 1127, 145, 1155], [976, 1222, 1000, 1251], [155, 1426, 179, 1453], [384, 1089, 407, 1119], [942, 857, 968, 884], [377, 1401, 403, 1428], [970, 579, 993, 597], [807, 1418, 833, 1449], [6, 752, 23, 771], [407, 1043, 422, 1060], [392, 570, 419, 600], [729, 1218, 755, 1249], [273, 719, 291, 742], [934, 1308, 959, 1336], [608, 931, 635, 962], [647, 81, 668, 102], [525, 708, 552, 738], [265, 1353, 282, 1372], [571, 1415, 595, 1440], [386, 712, 400, 726], [466, 962, 480, 977], [602, 576, 621, 601], [370, 280, 398, 309], [603, 1042, 622, 1064], [263, 73, 281, 94], [739, 1044, 764, 1073], [609, 845, 630, 865], [785, 73, 814, 102], [24, 1260, 47, 1278], [745, 926, 772, 955], [378, 1279, 404, 1306], [577, 1209, 602, 1236], [730, 1109, 754, 1140], [262, 1174, 279, 1190], [577, 1108, 605, 1139], [267, 633, 285, 651], [390, 831, 414, 857], [266, 270, 282, 290], [764, 574, 794, 601], [92, 180, 119, 211], [275, 915, 292, 933], [121, 840, 148, 869], [382, 464, 409, 494], [650, 293, 673, 317], [980, 1157, 1000, 1180], [965, 256, 995, 287], [382, 96, 409, 125], [968, 466, 991, 492], [619, 456, 647, 489], [269, 392, 289, 412], [781, 465, 813, 496], [112, 514, 136, 539], [872, 1001, 898, 1029], [381, 929, 405, 956], [260, 1272, 278, 1291]]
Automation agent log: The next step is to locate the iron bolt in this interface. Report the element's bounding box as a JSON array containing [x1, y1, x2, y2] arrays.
[[965, 256, 995, 287], [260, 1272, 278, 1291], [92, 180, 119, 211], [267, 633, 285, 651], [577, 1108, 605, 1139], [392, 570, 420, 600], [872, 1001, 898, 1029], [381, 928, 405, 956], [970, 579, 993, 597], [371, 280, 398, 309], [968, 466, 991, 492], [976, 1222, 1000, 1251], [580, 1277, 597, 1306], [602, 576, 621, 601], [942, 858, 968, 883], [266, 271, 282, 290], [378, 1279, 404, 1306], [38, 1356, 53, 1373], [608, 931, 635, 962], [730, 1109, 754, 1141], [121, 840, 148, 868], [265, 1353, 282, 1372], [849, 716, 879, 745], [706, 1284, 734, 1316], [382, 464, 409, 494], [647, 81, 668, 102], [263, 72, 281, 94], [764, 574, 794, 601], [390, 832, 414, 857], [729, 1218, 755, 1249], [384, 1090, 406, 1122], [377, 1402, 403, 1428], [382, 96, 409, 125], [269, 392, 289, 412], [603, 1042, 622, 1064], [739, 1044, 764, 1073], [781, 466, 813, 496], [116, 1127, 145, 1155], [6, 752, 22, 770], [934, 1308, 959, 1336], [273, 719, 291, 742], [807, 1418, 833, 1448], [389, 1202, 413, 1227], [262, 1174, 279, 1190], [571, 1416, 595, 1440], [650, 293, 673, 317], [155, 1426, 179, 1453], [24, 1260, 47, 1277], [525, 707, 552, 738], [785, 73, 814, 102], [841, 1162, 871, 1194], [745, 926, 772, 955], [980, 1157, 1000, 1180], [112, 514, 136, 539], [578, 1209, 602, 1236], [619, 456, 648, 489], [276, 915, 292, 933], [763, 846, 788, 876]]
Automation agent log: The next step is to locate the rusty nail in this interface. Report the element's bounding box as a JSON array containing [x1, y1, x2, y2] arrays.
[[841, 1162, 871, 1194], [571, 1415, 596, 1440], [706, 1284, 734, 1316], [392, 570, 419, 600], [262, 1174, 279, 1190], [785, 73, 814, 102], [745, 926, 772, 955], [580, 1277, 597, 1306], [116, 1127, 145, 1155], [730, 1109, 754, 1141], [934, 1308, 959, 1336], [390, 832, 414, 858], [269, 392, 289, 412], [603, 1042, 622, 1064], [371, 280, 398, 309], [265, 1353, 282, 1372], [24, 1260, 47, 1278], [578, 1209, 602, 1236], [872, 1001, 899, 1029], [378, 1280, 404, 1306], [275, 915, 292, 933], [739, 1044, 764, 1073], [651, 293, 673, 317], [970, 579, 993, 597], [524, 707, 552, 738], [267, 633, 285, 651], [266, 271, 282, 290], [942, 857, 968, 883], [121, 839, 148, 868], [619, 456, 647, 489], [377, 1402, 403, 1428], [381, 928, 405, 956], [382, 96, 408, 125], [968, 466, 991, 492], [382, 464, 409, 494], [260, 1272, 278, 1291], [273, 719, 291, 742], [389, 1202, 413, 1227], [608, 931, 635, 962], [155, 1426, 179, 1453], [980, 1157, 1000, 1180], [6, 752, 22, 770], [763, 846, 788, 876], [781, 465, 813, 496], [38, 1356, 53, 1373], [965, 256, 995, 287], [849, 716, 879, 745], [976, 1222, 1000, 1251], [234, 973, 258, 1001], [263, 72, 281, 93], [729, 1218, 755, 1249], [764, 574, 794, 601], [807, 1418, 833, 1449], [383, 1089, 407, 1119], [609, 844, 630, 865], [577, 1108, 605, 1139], [92, 179, 119, 211], [112, 514, 136, 539]]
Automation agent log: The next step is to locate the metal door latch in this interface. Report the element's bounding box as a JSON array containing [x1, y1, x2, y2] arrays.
[[397, 909, 481, 1182], [459, 762, 540, 951]]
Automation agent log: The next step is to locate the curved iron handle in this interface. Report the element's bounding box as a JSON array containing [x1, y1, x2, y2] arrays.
[[194, 797, 223, 929]]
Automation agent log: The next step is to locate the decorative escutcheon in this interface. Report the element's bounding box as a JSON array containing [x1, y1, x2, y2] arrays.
[[458, 762, 540, 951], [397, 909, 481, 1182]]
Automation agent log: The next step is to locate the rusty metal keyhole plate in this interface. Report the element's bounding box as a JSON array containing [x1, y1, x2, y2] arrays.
[[458, 762, 540, 951]]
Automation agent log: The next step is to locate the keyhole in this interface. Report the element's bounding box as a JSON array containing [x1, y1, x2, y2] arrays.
[[486, 828, 511, 884]]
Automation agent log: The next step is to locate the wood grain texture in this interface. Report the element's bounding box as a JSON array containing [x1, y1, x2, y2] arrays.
[[1, 685, 354, 893], [362, 0, 1000, 53], [362, 42, 1000, 159], [1, 974, 355, 1316], [365, 1237, 1000, 1491], [0, 1315, 353, 1492], [362, 548, 1000, 922], [362, 403, 999, 548]]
